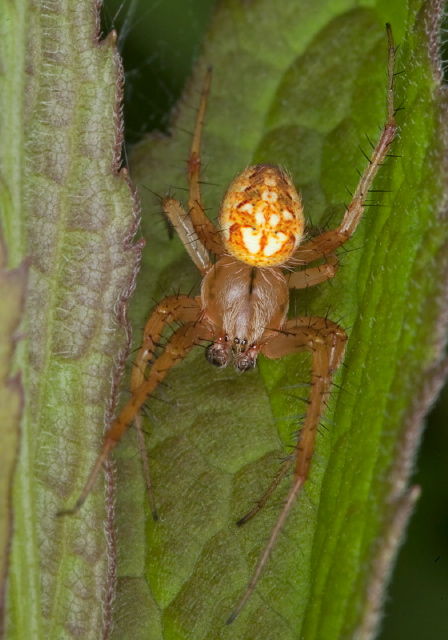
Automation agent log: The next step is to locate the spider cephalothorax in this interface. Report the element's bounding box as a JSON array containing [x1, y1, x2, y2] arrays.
[[61, 26, 397, 625], [202, 251, 290, 371]]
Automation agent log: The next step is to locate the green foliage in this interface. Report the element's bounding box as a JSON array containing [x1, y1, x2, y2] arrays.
[[0, 2, 140, 639], [123, 1, 448, 639], [0, 244, 26, 639], [1, 0, 447, 639]]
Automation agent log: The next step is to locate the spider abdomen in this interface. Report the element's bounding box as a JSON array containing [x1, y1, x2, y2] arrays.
[[220, 164, 305, 267]]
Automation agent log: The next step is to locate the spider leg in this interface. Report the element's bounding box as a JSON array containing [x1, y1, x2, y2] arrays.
[[58, 316, 212, 517], [293, 24, 397, 266], [187, 68, 224, 257], [131, 295, 203, 390], [236, 456, 294, 526], [287, 254, 338, 289], [228, 317, 347, 622], [162, 198, 212, 274], [131, 295, 203, 518]]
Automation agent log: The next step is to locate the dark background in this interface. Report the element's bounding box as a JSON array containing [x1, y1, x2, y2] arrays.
[[100, 1, 448, 637]]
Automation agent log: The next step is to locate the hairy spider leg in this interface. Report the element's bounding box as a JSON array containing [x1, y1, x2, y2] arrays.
[[130, 295, 203, 519], [292, 24, 397, 267], [57, 315, 211, 516], [236, 255, 341, 526], [162, 198, 212, 274], [237, 256, 339, 523], [131, 296, 203, 390], [287, 254, 339, 289], [185, 67, 224, 257], [236, 456, 295, 527], [228, 317, 347, 623], [161, 69, 223, 272]]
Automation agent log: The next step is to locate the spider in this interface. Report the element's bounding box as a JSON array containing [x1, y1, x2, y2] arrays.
[[60, 25, 397, 623]]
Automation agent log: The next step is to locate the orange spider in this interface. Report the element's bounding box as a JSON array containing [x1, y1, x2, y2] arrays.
[[60, 25, 397, 622]]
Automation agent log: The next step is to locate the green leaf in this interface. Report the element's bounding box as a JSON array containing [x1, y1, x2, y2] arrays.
[[0, 2, 140, 638], [3, 0, 447, 638], [116, 1, 448, 639], [0, 237, 26, 636]]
